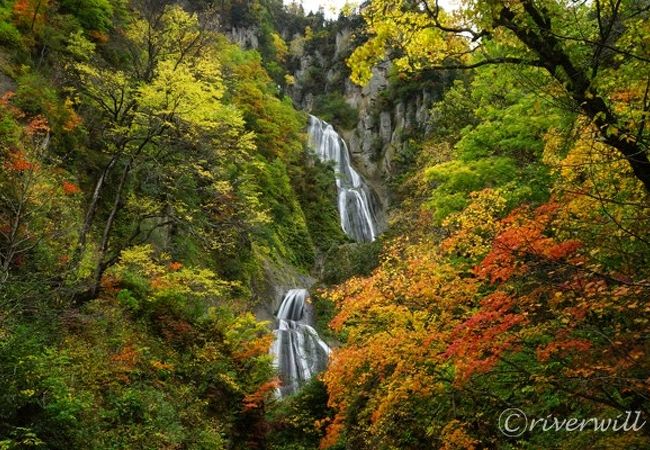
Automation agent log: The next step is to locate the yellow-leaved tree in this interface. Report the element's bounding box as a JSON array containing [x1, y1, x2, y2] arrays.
[[348, 0, 650, 192], [69, 5, 255, 299]]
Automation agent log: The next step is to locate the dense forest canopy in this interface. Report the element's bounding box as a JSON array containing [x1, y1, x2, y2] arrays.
[[0, 0, 649, 448]]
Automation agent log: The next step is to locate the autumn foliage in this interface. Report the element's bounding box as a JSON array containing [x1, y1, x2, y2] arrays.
[[320, 191, 650, 448], [1, 0, 649, 448]]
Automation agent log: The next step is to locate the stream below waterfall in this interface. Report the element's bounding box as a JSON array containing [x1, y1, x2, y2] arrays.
[[270, 116, 379, 397]]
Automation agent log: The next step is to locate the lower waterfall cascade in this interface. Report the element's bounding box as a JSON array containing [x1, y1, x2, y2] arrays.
[[270, 116, 381, 397], [270, 289, 331, 397]]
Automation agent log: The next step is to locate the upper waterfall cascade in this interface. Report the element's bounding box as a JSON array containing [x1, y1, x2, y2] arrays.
[[270, 289, 331, 397], [307, 115, 379, 242]]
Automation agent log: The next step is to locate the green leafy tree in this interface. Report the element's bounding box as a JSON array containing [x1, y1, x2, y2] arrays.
[[70, 5, 250, 297], [348, 0, 650, 191]]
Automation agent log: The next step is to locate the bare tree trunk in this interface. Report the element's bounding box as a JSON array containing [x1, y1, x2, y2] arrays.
[[30, 0, 42, 31], [89, 157, 133, 298], [1, 171, 34, 282], [74, 154, 120, 261]]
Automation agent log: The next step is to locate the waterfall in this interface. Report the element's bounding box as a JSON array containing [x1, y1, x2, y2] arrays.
[[270, 117, 380, 397], [271, 289, 331, 397], [307, 115, 379, 242]]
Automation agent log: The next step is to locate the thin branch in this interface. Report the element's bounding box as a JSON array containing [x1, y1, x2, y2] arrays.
[[549, 31, 650, 64], [424, 57, 545, 71], [420, 0, 491, 42]]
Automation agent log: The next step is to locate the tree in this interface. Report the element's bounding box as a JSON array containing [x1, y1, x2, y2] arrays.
[[0, 101, 81, 290], [321, 195, 650, 448], [12, 0, 50, 33], [70, 5, 249, 298], [317, 66, 650, 446], [59, 0, 113, 32], [348, 0, 650, 191]]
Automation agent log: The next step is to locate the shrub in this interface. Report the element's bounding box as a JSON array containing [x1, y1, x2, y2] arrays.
[[0, 20, 21, 47], [313, 92, 359, 130], [59, 0, 113, 32]]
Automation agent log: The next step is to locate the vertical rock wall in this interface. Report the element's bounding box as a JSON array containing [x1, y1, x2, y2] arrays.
[[288, 26, 444, 211]]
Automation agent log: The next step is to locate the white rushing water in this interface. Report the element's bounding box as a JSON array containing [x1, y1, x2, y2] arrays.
[[271, 289, 331, 397], [307, 115, 378, 242], [270, 117, 381, 398]]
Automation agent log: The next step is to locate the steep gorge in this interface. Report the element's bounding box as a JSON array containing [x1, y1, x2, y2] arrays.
[[270, 114, 380, 396], [2, 0, 648, 449], [223, 6, 450, 400]]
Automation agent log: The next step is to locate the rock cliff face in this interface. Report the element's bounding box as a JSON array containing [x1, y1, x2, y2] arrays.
[[220, 16, 445, 227], [341, 64, 436, 207], [252, 255, 315, 324], [288, 26, 441, 213], [227, 25, 260, 49]]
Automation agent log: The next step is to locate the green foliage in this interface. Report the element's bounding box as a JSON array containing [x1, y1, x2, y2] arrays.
[[0, 245, 272, 449], [429, 79, 477, 143], [320, 241, 382, 285], [454, 67, 567, 163], [425, 157, 517, 221], [219, 38, 305, 160], [267, 378, 332, 450], [64, 29, 95, 60], [12, 72, 58, 116], [0, 14, 21, 47], [246, 156, 315, 268], [313, 1, 650, 448], [216, 37, 346, 269], [59, 0, 113, 32], [111, 244, 237, 318], [313, 92, 359, 130], [309, 291, 339, 343], [293, 157, 347, 253], [0, 1, 344, 448], [422, 66, 559, 223]]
